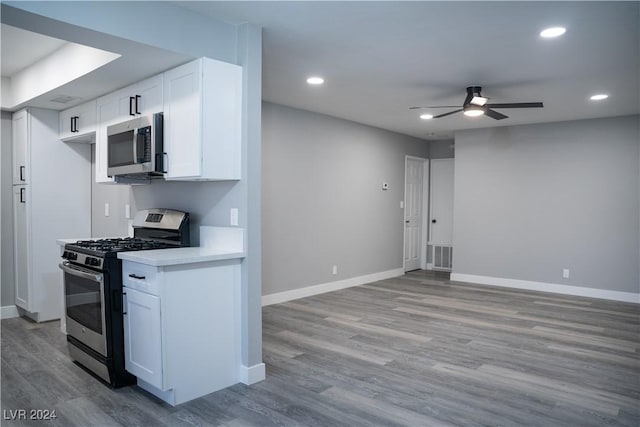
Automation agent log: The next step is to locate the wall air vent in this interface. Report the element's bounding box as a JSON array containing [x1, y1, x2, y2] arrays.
[[431, 244, 453, 271], [49, 95, 80, 104]]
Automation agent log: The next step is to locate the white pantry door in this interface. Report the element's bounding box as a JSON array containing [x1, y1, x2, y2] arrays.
[[404, 157, 425, 272], [429, 158, 455, 247]]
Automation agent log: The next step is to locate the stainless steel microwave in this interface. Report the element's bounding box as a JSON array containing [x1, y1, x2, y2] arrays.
[[107, 113, 164, 177]]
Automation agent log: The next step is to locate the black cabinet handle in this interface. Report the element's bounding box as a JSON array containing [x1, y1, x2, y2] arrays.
[[135, 95, 141, 114], [432, 219, 437, 224], [71, 116, 79, 132], [19, 166, 25, 181], [128, 273, 146, 280], [129, 97, 136, 116], [19, 187, 25, 203]]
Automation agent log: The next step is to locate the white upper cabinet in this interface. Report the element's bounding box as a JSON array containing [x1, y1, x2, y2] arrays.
[[95, 88, 124, 183], [94, 74, 164, 183], [163, 58, 242, 181], [59, 100, 97, 142], [116, 74, 164, 120], [12, 109, 28, 185]]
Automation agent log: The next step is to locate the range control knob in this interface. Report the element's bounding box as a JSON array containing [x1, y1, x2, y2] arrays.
[[64, 251, 77, 260], [62, 251, 70, 259], [85, 257, 100, 266]]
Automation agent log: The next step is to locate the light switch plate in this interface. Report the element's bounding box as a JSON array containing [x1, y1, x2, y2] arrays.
[[104, 203, 110, 217]]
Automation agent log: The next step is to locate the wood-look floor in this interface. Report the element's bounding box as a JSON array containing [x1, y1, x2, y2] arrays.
[[2, 270, 639, 426]]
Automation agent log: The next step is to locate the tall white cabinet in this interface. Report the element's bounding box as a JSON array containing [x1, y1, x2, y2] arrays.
[[11, 108, 91, 321]]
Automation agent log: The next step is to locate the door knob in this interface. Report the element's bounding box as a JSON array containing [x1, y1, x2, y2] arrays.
[[432, 219, 437, 223], [405, 220, 410, 223]]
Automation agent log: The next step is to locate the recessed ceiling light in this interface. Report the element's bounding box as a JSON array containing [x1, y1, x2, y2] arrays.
[[306, 76, 324, 85], [540, 27, 566, 38], [420, 114, 433, 120], [590, 94, 609, 101]]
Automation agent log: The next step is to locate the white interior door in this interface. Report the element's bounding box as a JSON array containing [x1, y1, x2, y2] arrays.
[[404, 157, 425, 272], [429, 159, 454, 269]]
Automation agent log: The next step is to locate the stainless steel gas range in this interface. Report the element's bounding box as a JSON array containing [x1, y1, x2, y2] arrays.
[[59, 209, 189, 387]]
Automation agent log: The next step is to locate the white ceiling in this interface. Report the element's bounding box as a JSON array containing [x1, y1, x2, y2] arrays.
[[175, 1, 639, 140], [1, 2, 638, 140], [1, 24, 67, 76]]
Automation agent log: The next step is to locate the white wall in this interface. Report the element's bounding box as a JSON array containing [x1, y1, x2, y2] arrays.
[[262, 102, 430, 297], [452, 115, 639, 300]]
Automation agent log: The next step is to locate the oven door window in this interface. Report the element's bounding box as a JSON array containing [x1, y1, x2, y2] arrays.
[[65, 271, 104, 335], [108, 130, 135, 167]]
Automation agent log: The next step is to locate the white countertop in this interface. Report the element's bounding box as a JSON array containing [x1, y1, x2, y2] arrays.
[[58, 226, 245, 267], [117, 247, 244, 266]]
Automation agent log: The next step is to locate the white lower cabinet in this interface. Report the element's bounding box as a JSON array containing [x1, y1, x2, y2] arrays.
[[121, 258, 241, 406], [123, 287, 163, 388]]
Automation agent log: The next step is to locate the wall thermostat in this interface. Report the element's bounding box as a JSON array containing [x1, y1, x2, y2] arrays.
[[382, 182, 389, 190]]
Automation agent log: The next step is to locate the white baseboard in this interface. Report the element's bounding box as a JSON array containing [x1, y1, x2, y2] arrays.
[[262, 268, 405, 306], [239, 362, 266, 385], [1, 305, 20, 319], [450, 273, 640, 304]]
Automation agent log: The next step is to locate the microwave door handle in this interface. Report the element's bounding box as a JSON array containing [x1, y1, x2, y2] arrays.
[[133, 128, 138, 163]]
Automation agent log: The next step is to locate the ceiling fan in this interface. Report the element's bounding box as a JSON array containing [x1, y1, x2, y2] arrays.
[[410, 86, 543, 120]]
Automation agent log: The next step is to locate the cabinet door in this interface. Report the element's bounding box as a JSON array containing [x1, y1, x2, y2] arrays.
[[117, 84, 138, 120], [13, 186, 30, 310], [60, 101, 97, 142], [12, 110, 29, 185], [123, 287, 163, 388], [163, 60, 203, 179], [95, 93, 121, 183], [137, 74, 163, 115], [59, 108, 74, 140]]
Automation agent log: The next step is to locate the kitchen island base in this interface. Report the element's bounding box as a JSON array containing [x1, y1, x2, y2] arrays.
[[119, 227, 246, 406]]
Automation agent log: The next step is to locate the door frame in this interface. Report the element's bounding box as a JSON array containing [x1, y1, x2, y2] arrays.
[[403, 155, 429, 271]]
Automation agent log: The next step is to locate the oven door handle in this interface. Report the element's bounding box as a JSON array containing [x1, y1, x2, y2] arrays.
[[59, 262, 104, 283]]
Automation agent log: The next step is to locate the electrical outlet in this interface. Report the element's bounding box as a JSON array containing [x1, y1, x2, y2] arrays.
[[332, 265, 338, 275], [230, 208, 239, 226], [563, 269, 570, 279]]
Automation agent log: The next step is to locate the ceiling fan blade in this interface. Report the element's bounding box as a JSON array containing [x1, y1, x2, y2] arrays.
[[484, 109, 509, 120], [486, 102, 543, 109], [409, 105, 460, 110], [433, 109, 463, 119]]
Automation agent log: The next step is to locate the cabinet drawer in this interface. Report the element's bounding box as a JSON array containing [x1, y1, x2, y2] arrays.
[[122, 262, 159, 295]]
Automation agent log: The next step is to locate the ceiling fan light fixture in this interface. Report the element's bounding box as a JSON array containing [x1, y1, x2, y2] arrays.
[[540, 26, 566, 38], [590, 94, 609, 101], [463, 109, 485, 117], [419, 113, 433, 120], [463, 105, 485, 117]]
